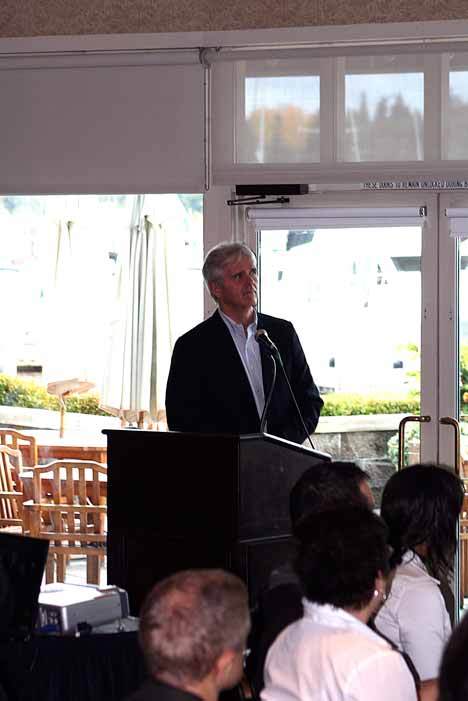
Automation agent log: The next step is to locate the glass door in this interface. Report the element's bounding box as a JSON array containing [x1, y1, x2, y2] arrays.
[[251, 192, 440, 506]]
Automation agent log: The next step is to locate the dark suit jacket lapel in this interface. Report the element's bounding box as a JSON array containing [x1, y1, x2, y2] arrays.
[[209, 310, 259, 409], [209, 310, 245, 370]]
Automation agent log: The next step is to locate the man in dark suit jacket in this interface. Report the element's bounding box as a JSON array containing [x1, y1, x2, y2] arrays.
[[126, 569, 250, 701], [165, 242, 323, 444]]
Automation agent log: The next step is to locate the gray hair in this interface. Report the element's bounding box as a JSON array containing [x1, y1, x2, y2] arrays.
[[139, 569, 250, 686], [202, 242, 256, 286]]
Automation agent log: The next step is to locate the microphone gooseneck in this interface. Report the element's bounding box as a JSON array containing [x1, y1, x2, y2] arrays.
[[259, 354, 277, 434], [256, 328, 315, 450]]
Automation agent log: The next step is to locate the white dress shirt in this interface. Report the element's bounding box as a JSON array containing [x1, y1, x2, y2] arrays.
[[262, 600, 417, 701], [375, 550, 451, 681], [219, 309, 265, 419]]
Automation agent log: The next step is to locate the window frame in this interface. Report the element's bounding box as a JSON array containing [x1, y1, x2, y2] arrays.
[[212, 46, 468, 186]]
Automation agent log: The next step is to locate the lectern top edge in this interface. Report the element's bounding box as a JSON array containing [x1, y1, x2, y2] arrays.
[[240, 432, 331, 460], [102, 428, 331, 461]]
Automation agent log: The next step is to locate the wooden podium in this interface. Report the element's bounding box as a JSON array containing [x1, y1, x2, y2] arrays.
[[104, 429, 330, 613]]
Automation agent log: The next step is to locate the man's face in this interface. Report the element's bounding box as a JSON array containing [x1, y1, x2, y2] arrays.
[[210, 254, 258, 315]]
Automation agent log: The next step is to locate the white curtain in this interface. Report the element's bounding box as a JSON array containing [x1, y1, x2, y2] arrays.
[[44, 200, 109, 385], [100, 195, 181, 426]]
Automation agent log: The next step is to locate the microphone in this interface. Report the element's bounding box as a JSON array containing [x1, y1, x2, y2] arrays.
[[255, 329, 280, 358], [256, 329, 280, 435], [256, 328, 315, 450]]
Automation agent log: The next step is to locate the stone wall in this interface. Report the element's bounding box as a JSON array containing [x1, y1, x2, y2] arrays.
[[314, 416, 400, 505]]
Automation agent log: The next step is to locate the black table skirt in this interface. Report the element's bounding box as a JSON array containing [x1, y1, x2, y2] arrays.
[[0, 631, 147, 701]]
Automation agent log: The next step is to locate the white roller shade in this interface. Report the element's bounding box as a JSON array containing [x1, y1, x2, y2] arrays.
[[0, 58, 204, 194], [446, 208, 468, 240], [246, 206, 426, 230]]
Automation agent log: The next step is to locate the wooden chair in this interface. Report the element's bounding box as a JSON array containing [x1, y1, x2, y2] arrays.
[[0, 429, 38, 467], [0, 445, 24, 531], [23, 459, 107, 584]]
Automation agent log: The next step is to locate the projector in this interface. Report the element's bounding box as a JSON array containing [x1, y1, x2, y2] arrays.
[[37, 583, 130, 635]]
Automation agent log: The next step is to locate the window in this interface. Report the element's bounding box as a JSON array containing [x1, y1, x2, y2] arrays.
[[344, 56, 424, 162], [236, 59, 320, 164], [448, 54, 468, 159], [0, 193, 203, 434], [212, 47, 468, 182]]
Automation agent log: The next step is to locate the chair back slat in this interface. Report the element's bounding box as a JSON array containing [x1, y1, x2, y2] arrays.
[[65, 469, 74, 505], [0, 446, 24, 527], [78, 468, 87, 504], [0, 429, 38, 467], [0, 452, 14, 519]]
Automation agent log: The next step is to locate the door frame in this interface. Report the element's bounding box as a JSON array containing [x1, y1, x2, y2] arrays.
[[439, 191, 463, 469], [243, 189, 442, 462]]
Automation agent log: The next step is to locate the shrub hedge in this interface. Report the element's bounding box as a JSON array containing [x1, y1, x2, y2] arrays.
[[321, 392, 420, 417], [0, 374, 422, 418], [0, 374, 107, 416]]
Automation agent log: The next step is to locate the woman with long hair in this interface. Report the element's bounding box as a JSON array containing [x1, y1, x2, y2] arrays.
[[375, 463, 464, 682]]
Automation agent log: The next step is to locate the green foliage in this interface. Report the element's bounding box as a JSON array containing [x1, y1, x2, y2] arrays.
[[460, 344, 468, 413], [322, 392, 420, 417], [59, 394, 107, 416], [0, 374, 107, 416], [0, 374, 57, 410], [387, 424, 420, 467]]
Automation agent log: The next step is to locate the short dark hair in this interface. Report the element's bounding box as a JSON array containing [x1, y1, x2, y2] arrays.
[[439, 611, 468, 701], [381, 464, 464, 579], [139, 569, 250, 685], [295, 507, 390, 610], [290, 461, 371, 536]]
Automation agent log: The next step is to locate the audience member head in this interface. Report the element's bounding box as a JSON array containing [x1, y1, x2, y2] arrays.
[[290, 461, 373, 537], [295, 507, 390, 617], [202, 242, 255, 298], [139, 569, 250, 696], [439, 612, 468, 701], [381, 464, 464, 579]]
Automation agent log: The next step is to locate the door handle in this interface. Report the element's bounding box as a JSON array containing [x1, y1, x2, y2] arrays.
[[398, 415, 431, 471], [439, 416, 461, 476]]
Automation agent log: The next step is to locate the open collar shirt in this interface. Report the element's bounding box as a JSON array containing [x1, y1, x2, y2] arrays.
[[374, 550, 451, 681], [262, 600, 417, 701], [219, 308, 265, 420]]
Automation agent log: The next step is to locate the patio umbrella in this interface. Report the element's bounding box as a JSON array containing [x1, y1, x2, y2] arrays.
[[100, 195, 181, 428], [47, 378, 95, 437], [45, 200, 112, 379]]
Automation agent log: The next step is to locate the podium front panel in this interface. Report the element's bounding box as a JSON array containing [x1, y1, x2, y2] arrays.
[[105, 429, 330, 613], [239, 434, 329, 539]]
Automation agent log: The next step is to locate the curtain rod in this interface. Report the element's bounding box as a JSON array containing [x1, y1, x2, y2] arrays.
[[1, 30, 468, 61], [204, 39, 468, 63]]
